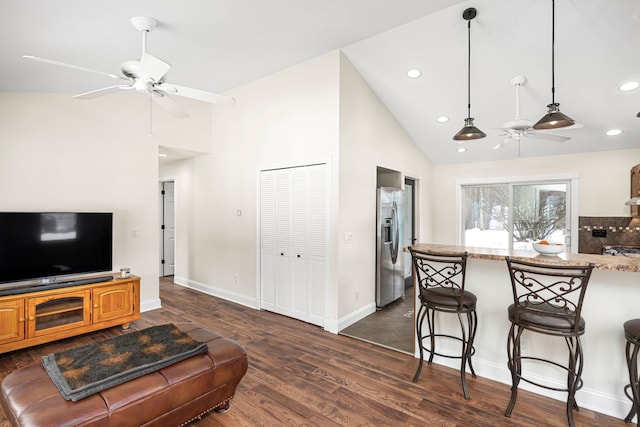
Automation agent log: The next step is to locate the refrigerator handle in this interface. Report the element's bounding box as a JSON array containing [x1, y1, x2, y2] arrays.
[[391, 201, 399, 264]]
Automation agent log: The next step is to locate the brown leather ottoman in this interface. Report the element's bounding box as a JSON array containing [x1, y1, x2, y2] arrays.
[[0, 323, 248, 426]]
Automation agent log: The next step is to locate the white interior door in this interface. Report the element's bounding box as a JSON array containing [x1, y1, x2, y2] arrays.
[[160, 181, 175, 276]]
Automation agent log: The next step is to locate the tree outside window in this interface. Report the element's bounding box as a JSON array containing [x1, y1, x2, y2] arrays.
[[463, 182, 568, 251]]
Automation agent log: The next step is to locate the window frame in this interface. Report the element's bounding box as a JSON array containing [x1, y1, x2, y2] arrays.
[[455, 174, 579, 252]]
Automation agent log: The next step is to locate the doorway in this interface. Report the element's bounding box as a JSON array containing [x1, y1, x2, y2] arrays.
[[340, 176, 417, 354], [159, 181, 175, 277], [403, 177, 417, 288]]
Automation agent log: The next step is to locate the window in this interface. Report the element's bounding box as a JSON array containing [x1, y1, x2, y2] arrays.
[[461, 179, 571, 251]]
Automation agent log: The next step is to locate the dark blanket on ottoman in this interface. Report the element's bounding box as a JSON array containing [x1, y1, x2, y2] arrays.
[[2, 323, 248, 427], [42, 323, 208, 401]]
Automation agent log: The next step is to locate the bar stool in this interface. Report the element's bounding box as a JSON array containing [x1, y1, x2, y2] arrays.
[[409, 248, 477, 400], [624, 319, 640, 426], [504, 257, 594, 427]]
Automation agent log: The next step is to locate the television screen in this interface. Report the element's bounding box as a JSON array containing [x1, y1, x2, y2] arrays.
[[0, 212, 113, 284]]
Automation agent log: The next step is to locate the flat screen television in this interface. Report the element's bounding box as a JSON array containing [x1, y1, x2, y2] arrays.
[[0, 212, 113, 286]]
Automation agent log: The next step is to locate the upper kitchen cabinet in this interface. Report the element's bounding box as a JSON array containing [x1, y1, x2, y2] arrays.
[[631, 165, 640, 217]]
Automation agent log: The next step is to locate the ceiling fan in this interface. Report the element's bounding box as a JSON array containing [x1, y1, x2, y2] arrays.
[[495, 75, 570, 150], [23, 16, 235, 119]]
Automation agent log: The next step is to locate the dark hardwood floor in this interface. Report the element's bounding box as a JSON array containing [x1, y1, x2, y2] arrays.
[[0, 277, 630, 426]]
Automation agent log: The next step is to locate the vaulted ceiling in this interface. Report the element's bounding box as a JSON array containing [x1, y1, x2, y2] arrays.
[[1, 0, 638, 164]]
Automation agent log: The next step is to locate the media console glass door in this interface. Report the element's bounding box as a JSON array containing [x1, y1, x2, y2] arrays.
[[27, 290, 91, 338]]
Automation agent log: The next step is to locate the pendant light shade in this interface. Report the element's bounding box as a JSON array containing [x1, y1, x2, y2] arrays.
[[453, 117, 486, 140], [453, 7, 485, 141], [533, 103, 575, 129], [533, 0, 575, 130]]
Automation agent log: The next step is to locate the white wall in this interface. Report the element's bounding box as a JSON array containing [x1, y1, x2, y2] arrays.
[[0, 92, 211, 309], [337, 52, 432, 322], [430, 148, 640, 244]]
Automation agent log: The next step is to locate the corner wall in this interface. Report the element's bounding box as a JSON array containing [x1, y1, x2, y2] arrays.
[[337, 52, 433, 326], [159, 50, 434, 332]]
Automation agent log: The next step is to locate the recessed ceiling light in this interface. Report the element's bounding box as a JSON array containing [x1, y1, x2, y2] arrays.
[[619, 81, 639, 92], [407, 68, 422, 79], [436, 116, 449, 123], [606, 129, 622, 136], [457, 147, 467, 153], [159, 153, 168, 157]]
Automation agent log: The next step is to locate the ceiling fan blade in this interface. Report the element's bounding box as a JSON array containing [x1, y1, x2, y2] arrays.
[[535, 122, 583, 132], [152, 92, 189, 118], [157, 84, 236, 105], [138, 53, 171, 82], [525, 132, 571, 143], [23, 55, 127, 82], [73, 85, 133, 99]]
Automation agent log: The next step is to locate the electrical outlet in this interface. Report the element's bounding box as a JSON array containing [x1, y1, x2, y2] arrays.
[[592, 229, 607, 238]]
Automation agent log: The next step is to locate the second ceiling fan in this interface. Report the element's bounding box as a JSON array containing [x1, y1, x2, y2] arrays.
[[495, 75, 572, 150]]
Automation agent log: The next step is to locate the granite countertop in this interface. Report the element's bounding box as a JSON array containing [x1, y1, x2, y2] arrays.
[[408, 243, 640, 273]]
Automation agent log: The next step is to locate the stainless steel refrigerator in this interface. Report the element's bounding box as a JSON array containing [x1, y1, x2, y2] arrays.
[[376, 187, 404, 309]]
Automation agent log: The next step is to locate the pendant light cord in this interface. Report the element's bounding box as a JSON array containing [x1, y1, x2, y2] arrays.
[[551, 0, 556, 105], [454, 7, 485, 140], [466, 19, 471, 118]]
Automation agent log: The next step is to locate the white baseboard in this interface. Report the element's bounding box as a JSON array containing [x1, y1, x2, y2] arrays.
[[172, 276, 260, 309], [337, 302, 377, 331], [140, 298, 161, 313]]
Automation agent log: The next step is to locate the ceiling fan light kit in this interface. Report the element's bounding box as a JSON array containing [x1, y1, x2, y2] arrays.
[[453, 7, 486, 141], [533, 0, 575, 130]]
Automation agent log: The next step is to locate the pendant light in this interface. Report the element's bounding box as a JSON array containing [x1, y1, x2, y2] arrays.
[[533, 0, 575, 130], [453, 7, 486, 141]]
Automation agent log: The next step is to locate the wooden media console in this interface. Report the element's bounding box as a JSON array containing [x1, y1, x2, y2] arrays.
[[0, 275, 140, 354]]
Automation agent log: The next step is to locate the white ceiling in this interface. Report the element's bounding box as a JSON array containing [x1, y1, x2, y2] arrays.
[[1, 0, 639, 165]]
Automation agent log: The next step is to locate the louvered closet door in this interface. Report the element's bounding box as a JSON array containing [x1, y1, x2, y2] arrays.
[[260, 168, 292, 316], [260, 164, 326, 327], [305, 165, 326, 326]]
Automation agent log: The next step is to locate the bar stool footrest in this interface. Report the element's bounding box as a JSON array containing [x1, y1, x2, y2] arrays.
[[512, 355, 583, 393], [417, 333, 476, 362]]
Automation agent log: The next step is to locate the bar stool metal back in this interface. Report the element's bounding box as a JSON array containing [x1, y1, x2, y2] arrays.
[[504, 257, 594, 427], [410, 248, 477, 399], [624, 319, 640, 426]]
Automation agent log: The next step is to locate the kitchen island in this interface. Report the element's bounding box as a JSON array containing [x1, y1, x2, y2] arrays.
[[408, 243, 639, 421]]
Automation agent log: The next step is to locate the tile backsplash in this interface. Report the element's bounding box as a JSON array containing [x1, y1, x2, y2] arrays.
[[578, 216, 640, 254]]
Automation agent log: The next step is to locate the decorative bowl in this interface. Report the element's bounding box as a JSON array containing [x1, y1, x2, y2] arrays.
[[532, 241, 565, 255]]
